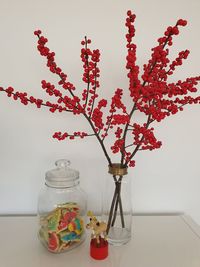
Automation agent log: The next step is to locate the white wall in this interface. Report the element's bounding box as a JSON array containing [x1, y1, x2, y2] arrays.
[[0, 0, 200, 224]]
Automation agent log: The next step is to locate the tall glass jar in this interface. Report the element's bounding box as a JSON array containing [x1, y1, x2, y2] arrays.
[[38, 159, 87, 253], [102, 164, 132, 246]]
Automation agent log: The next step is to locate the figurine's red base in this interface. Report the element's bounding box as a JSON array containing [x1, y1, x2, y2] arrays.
[[90, 237, 108, 260]]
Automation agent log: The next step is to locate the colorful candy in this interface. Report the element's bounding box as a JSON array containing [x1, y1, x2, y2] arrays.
[[47, 208, 61, 233], [38, 202, 84, 253], [48, 232, 60, 252]]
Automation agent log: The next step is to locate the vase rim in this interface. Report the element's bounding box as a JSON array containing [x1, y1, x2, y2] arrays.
[[108, 163, 128, 176]]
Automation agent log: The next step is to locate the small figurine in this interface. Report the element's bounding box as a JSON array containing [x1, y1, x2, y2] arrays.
[[86, 211, 108, 260]]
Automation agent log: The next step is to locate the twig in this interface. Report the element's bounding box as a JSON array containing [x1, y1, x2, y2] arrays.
[[106, 176, 118, 234]]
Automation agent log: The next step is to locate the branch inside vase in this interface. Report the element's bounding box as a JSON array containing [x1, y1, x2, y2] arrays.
[[106, 175, 125, 234]]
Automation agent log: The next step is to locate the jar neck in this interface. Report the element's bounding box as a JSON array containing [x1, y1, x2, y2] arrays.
[[45, 179, 80, 189]]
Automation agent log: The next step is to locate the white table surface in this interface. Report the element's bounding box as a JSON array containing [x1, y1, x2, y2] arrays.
[[0, 215, 200, 267]]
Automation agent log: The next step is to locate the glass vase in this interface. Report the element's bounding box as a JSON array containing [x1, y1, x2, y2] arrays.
[[102, 164, 132, 246]]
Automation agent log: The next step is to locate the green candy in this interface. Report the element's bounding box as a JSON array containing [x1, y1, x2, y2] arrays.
[[48, 209, 61, 232]]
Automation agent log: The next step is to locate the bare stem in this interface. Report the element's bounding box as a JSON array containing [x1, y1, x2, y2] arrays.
[[102, 110, 114, 142], [107, 175, 125, 233], [118, 193, 125, 228], [84, 114, 112, 165], [111, 185, 120, 227], [106, 175, 118, 234]]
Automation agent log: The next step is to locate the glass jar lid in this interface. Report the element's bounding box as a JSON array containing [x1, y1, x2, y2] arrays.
[[45, 159, 79, 188]]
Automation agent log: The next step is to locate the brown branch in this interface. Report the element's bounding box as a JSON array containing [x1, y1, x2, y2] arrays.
[[125, 143, 134, 149], [84, 114, 112, 166], [102, 110, 114, 142], [106, 175, 118, 234]]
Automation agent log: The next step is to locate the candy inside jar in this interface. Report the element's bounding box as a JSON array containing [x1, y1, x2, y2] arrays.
[[39, 202, 84, 252], [38, 160, 87, 253]]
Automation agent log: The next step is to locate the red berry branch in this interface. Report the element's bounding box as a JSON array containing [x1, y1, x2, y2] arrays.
[[0, 11, 200, 168], [0, 10, 200, 232]]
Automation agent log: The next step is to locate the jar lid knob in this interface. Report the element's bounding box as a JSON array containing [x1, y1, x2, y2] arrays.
[[55, 159, 70, 168]]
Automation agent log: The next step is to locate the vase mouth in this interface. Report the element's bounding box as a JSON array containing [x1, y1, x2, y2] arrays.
[[108, 164, 128, 176]]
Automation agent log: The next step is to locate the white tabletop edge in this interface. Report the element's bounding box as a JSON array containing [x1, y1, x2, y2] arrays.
[[181, 214, 200, 240]]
